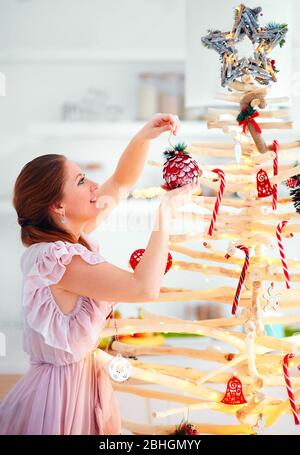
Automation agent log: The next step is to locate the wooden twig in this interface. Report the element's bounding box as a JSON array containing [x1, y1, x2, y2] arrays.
[[208, 121, 293, 130], [207, 107, 290, 119], [113, 383, 202, 404], [121, 419, 253, 435]]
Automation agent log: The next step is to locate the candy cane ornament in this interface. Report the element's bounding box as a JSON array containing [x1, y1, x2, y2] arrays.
[[283, 353, 300, 425], [272, 140, 279, 211], [276, 220, 291, 289], [225, 244, 250, 315], [208, 169, 226, 236]]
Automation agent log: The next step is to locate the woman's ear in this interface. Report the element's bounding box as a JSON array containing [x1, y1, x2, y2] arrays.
[[49, 201, 64, 216]]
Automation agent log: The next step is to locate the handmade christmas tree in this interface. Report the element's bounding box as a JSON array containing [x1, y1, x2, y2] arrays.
[[96, 4, 300, 435]]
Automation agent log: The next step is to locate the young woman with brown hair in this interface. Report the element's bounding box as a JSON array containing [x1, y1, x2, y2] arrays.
[[0, 113, 199, 434]]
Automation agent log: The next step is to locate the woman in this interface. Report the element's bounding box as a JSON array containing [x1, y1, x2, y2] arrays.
[[0, 113, 199, 435]]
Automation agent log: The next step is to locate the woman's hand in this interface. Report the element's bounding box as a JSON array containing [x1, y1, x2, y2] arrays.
[[135, 113, 181, 142], [159, 180, 200, 218]]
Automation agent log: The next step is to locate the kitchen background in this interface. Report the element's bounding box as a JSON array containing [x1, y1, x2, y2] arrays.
[[0, 0, 300, 433]]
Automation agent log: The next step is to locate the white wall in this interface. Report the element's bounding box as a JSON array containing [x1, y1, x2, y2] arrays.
[[0, 0, 185, 54], [0, 0, 186, 159]]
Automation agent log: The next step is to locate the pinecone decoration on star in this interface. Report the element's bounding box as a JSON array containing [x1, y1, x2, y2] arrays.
[[162, 142, 201, 190]]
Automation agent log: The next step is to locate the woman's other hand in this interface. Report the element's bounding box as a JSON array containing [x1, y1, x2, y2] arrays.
[[159, 180, 200, 217]]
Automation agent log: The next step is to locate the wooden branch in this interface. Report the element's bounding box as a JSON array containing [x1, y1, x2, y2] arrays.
[[121, 419, 253, 435], [169, 232, 203, 243], [173, 260, 240, 279], [107, 319, 300, 357], [169, 287, 300, 310], [265, 387, 300, 427], [193, 195, 291, 209], [103, 321, 246, 351], [177, 209, 298, 226], [208, 121, 293, 130], [253, 151, 276, 164], [193, 195, 252, 208], [197, 354, 247, 385], [228, 80, 258, 92], [271, 163, 300, 185], [169, 244, 243, 266], [188, 141, 300, 160], [215, 92, 288, 104], [113, 383, 202, 404], [172, 259, 300, 284], [118, 358, 300, 389], [157, 289, 251, 306], [246, 222, 300, 236], [171, 231, 291, 247], [232, 331, 300, 354], [154, 398, 284, 421], [207, 107, 290, 119], [207, 211, 299, 223], [201, 171, 251, 184], [188, 146, 250, 158], [199, 175, 250, 192], [114, 333, 300, 374], [153, 401, 223, 419], [95, 349, 223, 401], [111, 342, 239, 363]]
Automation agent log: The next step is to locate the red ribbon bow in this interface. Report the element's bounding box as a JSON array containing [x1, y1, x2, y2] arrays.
[[238, 111, 262, 135]]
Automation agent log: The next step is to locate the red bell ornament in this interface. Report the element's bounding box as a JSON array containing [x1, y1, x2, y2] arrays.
[[256, 169, 273, 198], [221, 376, 247, 405], [129, 249, 173, 275]]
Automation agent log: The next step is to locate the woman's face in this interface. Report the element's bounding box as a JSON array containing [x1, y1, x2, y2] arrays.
[[61, 160, 100, 224]]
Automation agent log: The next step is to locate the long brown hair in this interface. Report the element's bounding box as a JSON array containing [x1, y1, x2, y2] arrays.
[[13, 154, 91, 250]]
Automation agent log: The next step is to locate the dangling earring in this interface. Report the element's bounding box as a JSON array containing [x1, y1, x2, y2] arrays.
[[60, 213, 67, 224]]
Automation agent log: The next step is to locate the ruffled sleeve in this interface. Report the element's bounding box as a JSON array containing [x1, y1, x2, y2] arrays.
[[21, 240, 113, 358], [24, 240, 105, 288]]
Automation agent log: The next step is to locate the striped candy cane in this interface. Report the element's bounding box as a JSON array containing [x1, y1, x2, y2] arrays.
[[226, 244, 250, 315], [283, 353, 300, 425], [208, 169, 226, 236], [272, 140, 279, 211], [276, 220, 291, 289]]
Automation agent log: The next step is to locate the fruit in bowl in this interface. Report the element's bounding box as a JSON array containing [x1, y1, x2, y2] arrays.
[[119, 333, 165, 346], [98, 336, 113, 350], [133, 332, 155, 338]]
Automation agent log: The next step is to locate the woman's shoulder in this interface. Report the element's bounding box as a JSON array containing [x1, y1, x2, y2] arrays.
[[80, 231, 99, 253], [21, 234, 101, 275], [22, 233, 98, 257], [20, 240, 64, 274]]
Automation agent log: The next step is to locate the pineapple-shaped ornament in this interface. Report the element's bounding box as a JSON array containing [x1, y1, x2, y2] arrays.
[[162, 142, 202, 190], [285, 173, 300, 213]]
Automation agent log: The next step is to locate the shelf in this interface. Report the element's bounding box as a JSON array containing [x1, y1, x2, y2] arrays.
[[28, 121, 213, 140], [0, 48, 185, 64]]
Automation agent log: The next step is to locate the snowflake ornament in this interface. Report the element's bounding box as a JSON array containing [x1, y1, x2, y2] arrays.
[[108, 354, 132, 382], [263, 282, 280, 311]]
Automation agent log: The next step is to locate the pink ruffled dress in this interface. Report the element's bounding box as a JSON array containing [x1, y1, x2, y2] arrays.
[[0, 235, 121, 435]]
